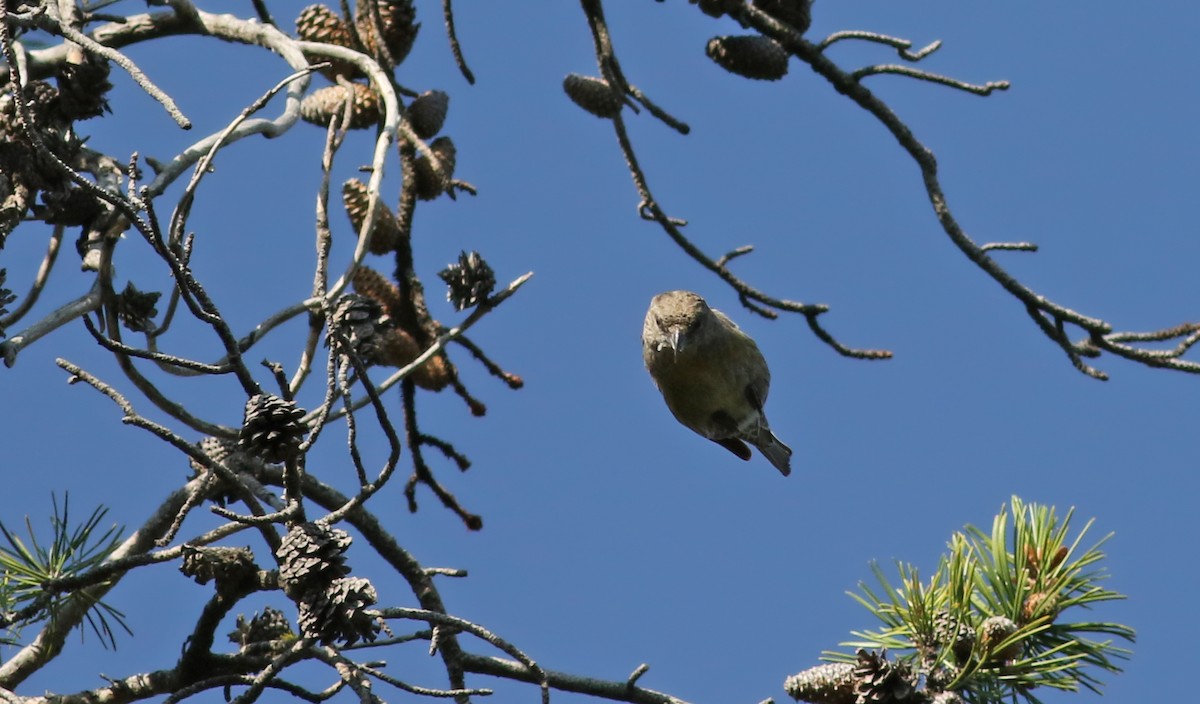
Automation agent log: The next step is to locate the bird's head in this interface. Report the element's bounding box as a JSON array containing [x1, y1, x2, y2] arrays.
[[645, 290, 711, 356]]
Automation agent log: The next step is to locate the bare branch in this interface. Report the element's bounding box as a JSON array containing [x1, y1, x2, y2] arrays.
[[19, 3, 191, 128], [818, 30, 942, 61], [850, 64, 1010, 95], [0, 225, 63, 330], [459, 653, 691, 704], [442, 0, 475, 84]]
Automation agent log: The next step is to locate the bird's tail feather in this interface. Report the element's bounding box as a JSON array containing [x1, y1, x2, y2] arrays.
[[756, 431, 793, 476]]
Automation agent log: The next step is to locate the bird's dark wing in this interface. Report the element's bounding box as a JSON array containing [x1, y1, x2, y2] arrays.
[[712, 436, 753, 461], [745, 378, 768, 412], [708, 410, 753, 460]]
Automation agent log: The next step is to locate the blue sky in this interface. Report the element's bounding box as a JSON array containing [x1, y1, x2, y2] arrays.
[[2, 1, 1196, 701]]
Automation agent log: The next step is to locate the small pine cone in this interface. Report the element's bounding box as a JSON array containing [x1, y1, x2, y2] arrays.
[[412, 136, 456, 200], [706, 35, 790, 81], [0, 170, 34, 245], [1047, 545, 1069, 571], [351, 265, 404, 318], [18, 80, 66, 126], [56, 56, 113, 120], [238, 393, 307, 464], [188, 435, 264, 506], [33, 130, 83, 190], [180, 545, 259, 593], [373, 325, 450, 391], [752, 0, 812, 33], [342, 178, 401, 254], [408, 89, 449, 139], [276, 523, 353, 599], [562, 74, 623, 119], [39, 186, 104, 227], [300, 82, 382, 129], [296, 576, 381, 645], [228, 606, 294, 649], [933, 610, 975, 665], [189, 436, 252, 476], [413, 349, 452, 391], [0, 88, 15, 134], [356, 0, 420, 67], [783, 662, 857, 704], [438, 250, 495, 311], [296, 4, 361, 80], [329, 293, 390, 361], [115, 281, 161, 333], [1021, 590, 1059, 625], [370, 323, 418, 366], [929, 693, 965, 704], [923, 665, 957, 692], [0, 125, 79, 193], [979, 615, 1021, 662], [852, 649, 918, 704]]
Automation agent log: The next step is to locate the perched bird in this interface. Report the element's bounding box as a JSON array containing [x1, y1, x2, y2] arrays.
[[642, 290, 793, 476]]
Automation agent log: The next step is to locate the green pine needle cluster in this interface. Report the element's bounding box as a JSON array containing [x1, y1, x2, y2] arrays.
[[827, 496, 1133, 704], [0, 494, 129, 648]]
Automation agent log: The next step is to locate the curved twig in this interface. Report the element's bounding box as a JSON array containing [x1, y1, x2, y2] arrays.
[[308, 272, 534, 425], [442, 0, 475, 84], [850, 64, 1010, 95], [22, 3, 191, 128], [818, 30, 942, 61], [0, 225, 63, 330]]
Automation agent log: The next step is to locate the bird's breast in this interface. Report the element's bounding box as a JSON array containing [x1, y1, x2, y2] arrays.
[[649, 348, 756, 438]]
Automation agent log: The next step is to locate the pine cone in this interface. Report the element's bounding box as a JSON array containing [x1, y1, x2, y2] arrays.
[[932, 610, 975, 665], [1021, 590, 1059, 625], [350, 265, 404, 317], [706, 35, 789, 81], [412, 136, 456, 200], [228, 606, 294, 649], [238, 393, 307, 463], [115, 281, 161, 333], [784, 662, 857, 704], [690, 0, 739, 18], [852, 649, 918, 704], [300, 82, 382, 129], [276, 523, 353, 599], [408, 89, 449, 138], [355, 0, 420, 67], [929, 693, 964, 704], [381, 326, 452, 390], [979, 615, 1021, 662], [753, 0, 812, 33], [349, 266, 452, 390], [180, 545, 259, 594], [38, 185, 104, 227], [16, 80, 66, 125], [0, 173, 34, 245], [438, 250, 495, 311], [56, 56, 113, 120], [332, 291, 450, 390], [369, 323, 418, 366], [562, 74, 623, 119], [329, 292, 391, 361], [188, 436, 266, 506], [296, 4, 361, 80], [296, 575, 381, 645], [342, 178, 401, 254]]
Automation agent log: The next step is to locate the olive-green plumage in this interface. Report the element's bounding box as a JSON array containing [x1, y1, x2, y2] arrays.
[[642, 290, 793, 476]]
